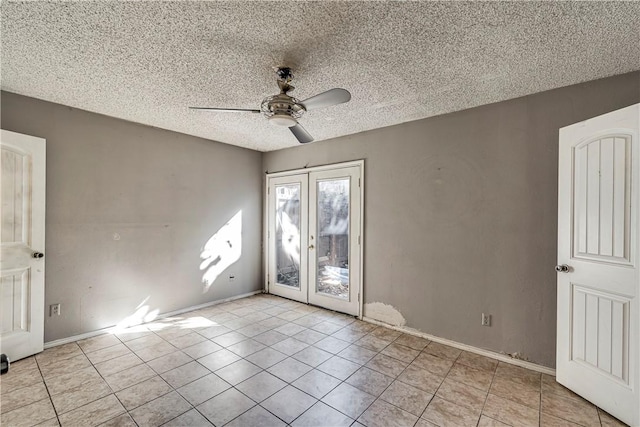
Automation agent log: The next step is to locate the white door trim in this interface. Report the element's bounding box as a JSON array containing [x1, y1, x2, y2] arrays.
[[266, 160, 365, 178], [264, 160, 364, 318]]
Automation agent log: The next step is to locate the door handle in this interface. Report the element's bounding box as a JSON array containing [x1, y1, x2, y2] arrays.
[[555, 264, 570, 273], [309, 244, 315, 250], [32, 252, 44, 259]]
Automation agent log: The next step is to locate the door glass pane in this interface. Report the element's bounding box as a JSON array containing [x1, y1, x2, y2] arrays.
[[316, 179, 350, 299], [276, 184, 301, 288]]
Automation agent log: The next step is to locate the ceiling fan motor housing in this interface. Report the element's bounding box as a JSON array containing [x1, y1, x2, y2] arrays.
[[261, 93, 305, 127]]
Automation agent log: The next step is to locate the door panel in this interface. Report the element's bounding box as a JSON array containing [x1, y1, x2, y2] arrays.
[[1, 270, 30, 335], [267, 174, 308, 303], [0, 129, 46, 362], [557, 104, 639, 426], [573, 135, 631, 265], [308, 168, 361, 316]]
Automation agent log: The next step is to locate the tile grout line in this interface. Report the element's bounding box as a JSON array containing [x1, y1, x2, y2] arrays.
[[416, 347, 461, 426], [317, 334, 421, 425], [141, 331, 229, 426], [25, 294, 614, 427], [75, 335, 141, 426], [20, 300, 429, 425], [116, 311, 245, 426], [539, 371, 543, 427], [79, 331, 213, 425], [33, 353, 62, 426], [187, 300, 335, 425], [0, 367, 47, 416], [597, 407, 603, 427], [368, 338, 423, 427], [477, 362, 499, 427], [249, 320, 372, 425], [153, 301, 315, 426], [377, 338, 427, 424]]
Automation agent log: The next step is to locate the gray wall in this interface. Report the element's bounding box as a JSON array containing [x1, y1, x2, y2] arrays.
[[264, 71, 640, 368], [1, 92, 263, 342]]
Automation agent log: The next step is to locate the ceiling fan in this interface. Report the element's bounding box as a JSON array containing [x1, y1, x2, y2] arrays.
[[190, 67, 351, 144]]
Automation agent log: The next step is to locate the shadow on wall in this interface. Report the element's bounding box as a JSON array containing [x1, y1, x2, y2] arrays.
[[200, 210, 243, 292]]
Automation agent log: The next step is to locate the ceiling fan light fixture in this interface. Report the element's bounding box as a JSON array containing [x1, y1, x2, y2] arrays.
[[190, 68, 351, 143], [268, 114, 298, 127]]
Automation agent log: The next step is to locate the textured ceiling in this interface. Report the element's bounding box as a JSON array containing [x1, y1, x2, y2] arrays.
[[2, 2, 639, 152]]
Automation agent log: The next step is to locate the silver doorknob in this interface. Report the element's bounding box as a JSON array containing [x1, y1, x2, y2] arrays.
[[32, 252, 44, 259], [555, 264, 570, 273]]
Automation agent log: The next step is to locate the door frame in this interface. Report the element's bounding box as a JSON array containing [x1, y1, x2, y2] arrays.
[[264, 160, 365, 318]]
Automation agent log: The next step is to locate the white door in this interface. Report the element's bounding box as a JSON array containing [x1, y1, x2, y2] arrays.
[[0, 130, 46, 362], [267, 173, 309, 304], [557, 104, 639, 426], [308, 167, 361, 315], [266, 162, 363, 316]]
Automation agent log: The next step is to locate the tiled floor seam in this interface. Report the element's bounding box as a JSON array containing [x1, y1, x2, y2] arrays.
[[375, 348, 424, 422], [161, 339, 303, 425], [538, 371, 543, 427], [5, 294, 622, 427], [414, 351, 460, 422], [33, 350, 62, 427], [597, 406, 604, 426], [346, 344, 425, 426], [75, 337, 136, 426], [478, 364, 500, 427], [538, 383, 600, 426]]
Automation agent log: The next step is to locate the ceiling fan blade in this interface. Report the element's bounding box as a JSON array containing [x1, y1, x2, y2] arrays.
[[290, 123, 314, 144], [300, 88, 351, 111], [189, 107, 260, 113]]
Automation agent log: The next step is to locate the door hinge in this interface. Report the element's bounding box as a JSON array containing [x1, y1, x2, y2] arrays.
[[357, 293, 360, 302], [268, 187, 270, 194], [358, 178, 361, 187], [358, 235, 361, 245]]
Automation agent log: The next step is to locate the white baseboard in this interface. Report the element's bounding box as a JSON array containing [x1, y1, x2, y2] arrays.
[[362, 316, 556, 376], [44, 290, 263, 349], [44, 291, 555, 377]]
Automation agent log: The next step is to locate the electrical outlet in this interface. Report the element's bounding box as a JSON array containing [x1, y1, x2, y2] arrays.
[[50, 304, 61, 316], [481, 313, 491, 326]]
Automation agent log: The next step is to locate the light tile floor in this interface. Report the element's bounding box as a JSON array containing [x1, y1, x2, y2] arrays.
[[0, 294, 628, 427]]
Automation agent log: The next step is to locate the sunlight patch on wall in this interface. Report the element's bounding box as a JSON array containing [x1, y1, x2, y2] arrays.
[[200, 211, 242, 292]]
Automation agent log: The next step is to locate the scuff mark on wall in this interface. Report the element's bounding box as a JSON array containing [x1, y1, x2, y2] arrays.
[[505, 351, 530, 362], [364, 302, 406, 326]]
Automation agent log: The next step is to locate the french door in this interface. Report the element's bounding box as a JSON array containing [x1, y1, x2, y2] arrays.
[[266, 162, 362, 316]]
